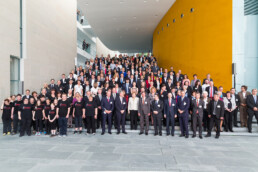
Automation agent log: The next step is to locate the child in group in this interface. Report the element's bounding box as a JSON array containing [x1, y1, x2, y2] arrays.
[[48, 103, 57, 137], [33, 100, 44, 136], [1, 99, 12, 135]]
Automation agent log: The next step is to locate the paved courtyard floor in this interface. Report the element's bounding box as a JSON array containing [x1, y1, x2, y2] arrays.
[[1, 125, 258, 172]]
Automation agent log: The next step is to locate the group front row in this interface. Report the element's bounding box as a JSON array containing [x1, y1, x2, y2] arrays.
[[1, 89, 258, 139]]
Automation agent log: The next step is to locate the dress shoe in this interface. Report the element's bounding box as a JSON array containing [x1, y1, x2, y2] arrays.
[[154, 133, 158, 136], [215, 135, 219, 139], [179, 134, 185, 137], [108, 132, 112, 135], [205, 134, 211, 137], [199, 135, 203, 139], [101, 132, 105, 135], [117, 132, 120, 135], [139, 132, 143, 135], [166, 133, 170, 136], [229, 130, 234, 132], [185, 135, 189, 138], [122, 132, 127, 134], [159, 133, 162, 136], [171, 133, 174, 136], [248, 130, 252, 133], [234, 125, 239, 128], [192, 135, 196, 138], [145, 132, 148, 135]]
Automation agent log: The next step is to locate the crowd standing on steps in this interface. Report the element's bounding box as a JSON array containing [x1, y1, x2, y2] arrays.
[[1, 54, 258, 139]]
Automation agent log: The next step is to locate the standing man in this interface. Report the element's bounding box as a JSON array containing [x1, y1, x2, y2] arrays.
[[238, 85, 251, 127], [138, 91, 151, 135], [56, 93, 70, 137], [192, 92, 204, 139], [205, 93, 224, 139], [177, 91, 190, 138], [164, 93, 177, 136], [246, 89, 258, 133], [115, 91, 127, 134], [151, 94, 164, 136], [205, 81, 218, 99], [101, 89, 114, 135], [95, 88, 103, 129], [230, 88, 240, 127]]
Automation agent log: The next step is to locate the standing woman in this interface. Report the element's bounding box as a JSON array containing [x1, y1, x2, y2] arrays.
[[1, 99, 12, 135], [84, 95, 97, 135], [154, 77, 160, 92], [49, 89, 57, 103], [33, 100, 44, 136], [73, 96, 84, 134], [128, 92, 139, 130], [223, 91, 236, 132], [193, 81, 202, 95], [18, 98, 33, 137], [130, 81, 138, 95]]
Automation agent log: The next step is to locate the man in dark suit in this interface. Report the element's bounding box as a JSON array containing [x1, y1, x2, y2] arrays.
[[205, 81, 218, 99], [164, 93, 177, 136], [205, 93, 224, 139], [246, 89, 258, 133], [192, 92, 205, 139], [202, 73, 213, 85], [115, 91, 127, 134], [175, 73, 181, 84], [177, 90, 190, 138], [151, 94, 164, 136], [122, 79, 132, 96], [60, 74, 68, 88], [101, 89, 114, 135], [65, 80, 74, 94], [118, 73, 126, 87], [48, 79, 58, 92], [166, 78, 174, 93], [162, 73, 168, 84], [138, 91, 151, 135], [22, 89, 33, 101]]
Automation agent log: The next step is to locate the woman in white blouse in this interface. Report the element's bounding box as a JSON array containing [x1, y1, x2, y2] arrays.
[[223, 91, 236, 132], [90, 82, 99, 97], [128, 92, 139, 130]]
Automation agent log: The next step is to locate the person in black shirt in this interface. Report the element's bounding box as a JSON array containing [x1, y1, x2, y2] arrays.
[[48, 103, 57, 137], [56, 93, 70, 137], [18, 98, 33, 137], [43, 99, 51, 135], [11, 94, 23, 135], [73, 97, 84, 134], [33, 100, 44, 136], [1, 99, 12, 135], [84, 95, 97, 135]]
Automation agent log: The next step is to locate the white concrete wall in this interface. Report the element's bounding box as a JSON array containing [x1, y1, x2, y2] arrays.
[[24, 0, 77, 92], [96, 37, 120, 57], [0, 1, 20, 102]]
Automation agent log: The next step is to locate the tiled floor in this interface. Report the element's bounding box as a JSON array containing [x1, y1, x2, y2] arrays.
[[1, 125, 258, 171]]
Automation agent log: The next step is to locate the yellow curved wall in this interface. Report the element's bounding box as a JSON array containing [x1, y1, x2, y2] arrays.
[[153, 0, 232, 91]]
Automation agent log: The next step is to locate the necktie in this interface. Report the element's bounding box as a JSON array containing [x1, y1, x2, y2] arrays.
[[254, 96, 257, 103], [210, 87, 213, 98], [142, 98, 144, 104], [107, 98, 109, 102], [169, 99, 171, 107]]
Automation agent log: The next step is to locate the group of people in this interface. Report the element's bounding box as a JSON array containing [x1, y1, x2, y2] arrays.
[[1, 54, 258, 139]]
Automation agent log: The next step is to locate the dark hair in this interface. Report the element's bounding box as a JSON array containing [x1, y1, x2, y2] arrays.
[[241, 85, 247, 91], [4, 99, 10, 102]]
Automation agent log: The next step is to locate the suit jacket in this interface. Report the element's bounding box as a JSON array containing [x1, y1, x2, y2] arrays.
[[164, 98, 177, 116], [48, 84, 58, 92], [151, 99, 164, 116], [208, 100, 224, 118], [192, 99, 205, 117], [205, 86, 218, 97], [177, 96, 190, 115], [65, 84, 74, 94], [166, 83, 174, 92], [238, 91, 251, 105], [60, 78, 68, 87], [159, 90, 168, 102], [122, 83, 132, 95], [101, 96, 114, 113], [138, 97, 151, 115], [202, 78, 213, 85], [95, 94, 102, 107], [246, 95, 258, 113], [115, 97, 127, 114]]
